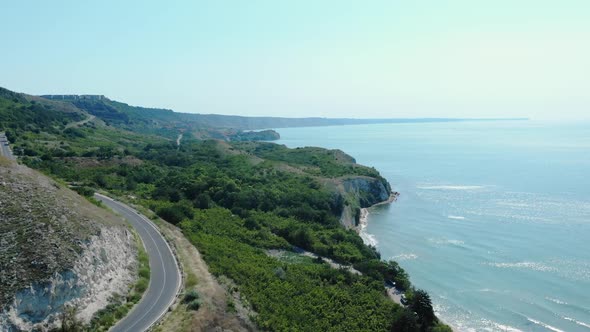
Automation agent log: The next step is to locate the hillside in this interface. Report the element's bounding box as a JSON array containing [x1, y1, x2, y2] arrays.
[[1, 86, 451, 331], [0, 157, 137, 331]]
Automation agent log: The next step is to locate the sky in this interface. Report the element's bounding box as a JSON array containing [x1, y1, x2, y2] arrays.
[[1, 0, 589, 119]]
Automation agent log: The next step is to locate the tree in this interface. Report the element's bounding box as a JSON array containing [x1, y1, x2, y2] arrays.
[[410, 289, 435, 331], [96, 146, 115, 160], [156, 206, 186, 224], [390, 308, 419, 332], [431, 323, 453, 332], [59, 305, 82, 332]]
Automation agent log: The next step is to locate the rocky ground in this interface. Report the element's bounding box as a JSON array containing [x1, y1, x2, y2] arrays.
[[0, 157, 137, 331]]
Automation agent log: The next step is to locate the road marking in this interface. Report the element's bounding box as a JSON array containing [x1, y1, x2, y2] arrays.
[[95, 194, 181, 332], [123, 216, 167, 332]]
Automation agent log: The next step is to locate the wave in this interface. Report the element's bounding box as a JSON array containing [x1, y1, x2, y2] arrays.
[[448, 215, 466, 220], [417, 185, 485, 190], [428, 237, 465, 246], [391, 253, 418, 261], [563, 316, 590, 329], [490, 322, 524, 332], [359, 231, 378, 247], [549, 258, 590, 282], [546, 297, 568, 305], [358, 209, 378, 247], [486, 261, 557, 272], [526, 317, 566, 332]]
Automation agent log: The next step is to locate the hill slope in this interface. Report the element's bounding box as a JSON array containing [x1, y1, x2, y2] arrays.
[[0, 158, 137, 331]]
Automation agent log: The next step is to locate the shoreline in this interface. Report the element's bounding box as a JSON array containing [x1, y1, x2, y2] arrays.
[[357, 191, 458, 332], [357, 192, 399, 234]]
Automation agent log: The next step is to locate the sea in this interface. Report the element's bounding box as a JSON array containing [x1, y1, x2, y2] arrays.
[[275, 120, 590, 332]]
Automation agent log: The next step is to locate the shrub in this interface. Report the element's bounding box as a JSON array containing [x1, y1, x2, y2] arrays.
[[187, 299, 201, 311], [134, 278, 149, 293], [138, 266, 150, 279], [182, 289, 200, 303]]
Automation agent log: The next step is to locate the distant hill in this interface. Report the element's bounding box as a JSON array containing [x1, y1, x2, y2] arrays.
[[39, 94, 528, 140]]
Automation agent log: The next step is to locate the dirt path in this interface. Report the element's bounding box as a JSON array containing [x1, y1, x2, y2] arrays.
[[66, 115, 95, 128], [386, 286, 403, 305], [270, 247, 404, 306], [292, 247, 362, 275]]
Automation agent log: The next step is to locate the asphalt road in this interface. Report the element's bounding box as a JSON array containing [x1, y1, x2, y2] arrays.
[[95, 194, 181, 332], [0, 132, 15, 160]]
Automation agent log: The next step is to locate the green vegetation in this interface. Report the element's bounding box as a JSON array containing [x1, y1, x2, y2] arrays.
[[229, 129, 280, 141], [182, 290, 201, 311], [1, 87, 451, 331], [0, 89, 84, 144], [236, 142, 386, 178], [179, 208, 401, 331]]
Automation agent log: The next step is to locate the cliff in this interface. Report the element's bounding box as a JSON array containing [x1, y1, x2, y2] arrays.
[[228, 141, 394, 229], [333, 176, 393, 228], [0, 159, 137, 331]]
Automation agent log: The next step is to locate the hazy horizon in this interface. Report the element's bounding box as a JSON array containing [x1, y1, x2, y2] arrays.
[[1, 1, 589, 120]]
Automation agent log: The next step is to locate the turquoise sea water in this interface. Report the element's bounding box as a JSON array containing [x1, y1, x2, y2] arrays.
[[276, 121, 590, 332]]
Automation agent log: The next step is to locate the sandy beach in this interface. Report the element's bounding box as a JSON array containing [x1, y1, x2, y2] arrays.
[[357, 192, 399, 248], [358, 192, 399, 233]]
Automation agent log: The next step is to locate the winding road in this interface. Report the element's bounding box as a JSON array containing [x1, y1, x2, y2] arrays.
[[0, 132, 15, 160], [95, 194, 181, 332]]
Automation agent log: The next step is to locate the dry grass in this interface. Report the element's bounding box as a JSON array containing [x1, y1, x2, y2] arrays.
[[0, 156, 12, 167]]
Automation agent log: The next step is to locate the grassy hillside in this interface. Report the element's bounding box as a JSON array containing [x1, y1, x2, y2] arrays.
[[0, 88, 85, 142]]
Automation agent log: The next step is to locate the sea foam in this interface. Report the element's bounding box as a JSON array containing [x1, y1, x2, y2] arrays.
[[448, 215, 466, 220], [417, 185, 485, 190], [391, 253, 418, 261], [563, 316, 590, 329], [526, 317, 566, 332]]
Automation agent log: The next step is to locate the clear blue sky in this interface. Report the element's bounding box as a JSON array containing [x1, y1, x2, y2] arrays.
[[1, 1, 589, 119]]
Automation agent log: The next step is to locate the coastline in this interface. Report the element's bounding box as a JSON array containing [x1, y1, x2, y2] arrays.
[[357, 192, 399, 247], [357, 191, 458, 332], [357, 192, 399, 234]]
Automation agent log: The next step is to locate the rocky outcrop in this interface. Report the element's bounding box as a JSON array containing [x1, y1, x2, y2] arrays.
[[0, 161, 137, 331], [342, 176, 391, 207], [0, 227, 136, 331], [336, 176, 393, 228]]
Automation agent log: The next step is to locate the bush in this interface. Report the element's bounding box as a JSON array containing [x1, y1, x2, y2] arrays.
[[432, 323, 454, 332], [135, 278, 149, 293], [138, 266, 150, 279], [182, 289, 200, 303], [183, 290, 201, 311], [187, 299, 201, 311], [72, 186, 94, 197]]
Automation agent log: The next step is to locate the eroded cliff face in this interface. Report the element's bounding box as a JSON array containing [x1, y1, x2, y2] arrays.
[[334, 176, 393, 228], [0, 160, 137, 331], [342, 177, 391, 207], [1, 227, 136, 331]]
